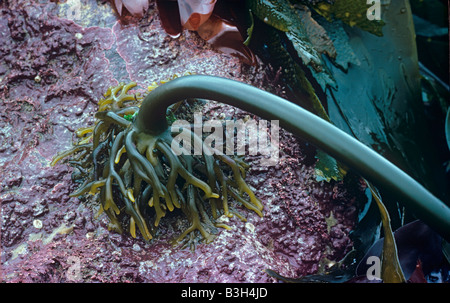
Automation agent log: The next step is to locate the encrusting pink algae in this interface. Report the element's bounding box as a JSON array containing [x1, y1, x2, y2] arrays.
[[0, 0, 360, 282]]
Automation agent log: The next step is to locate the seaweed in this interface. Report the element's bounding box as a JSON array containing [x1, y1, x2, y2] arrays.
[[53, 74, 450, 248], [51, 78, 263, 243]]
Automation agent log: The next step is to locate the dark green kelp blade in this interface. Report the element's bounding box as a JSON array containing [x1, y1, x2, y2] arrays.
[[312, 0, 385, 37], [320, 0, 448, 202]]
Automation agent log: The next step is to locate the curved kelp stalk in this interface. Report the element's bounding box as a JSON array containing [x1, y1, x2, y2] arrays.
[[136, 75, 450, 241], [53, 75, 450, 243]]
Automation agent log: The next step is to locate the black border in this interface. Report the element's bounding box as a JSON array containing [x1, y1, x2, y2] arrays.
[[0, 282, 446, 301]]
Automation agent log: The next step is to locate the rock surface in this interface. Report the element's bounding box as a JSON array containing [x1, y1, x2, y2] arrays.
[[0, 0, 361, 282]]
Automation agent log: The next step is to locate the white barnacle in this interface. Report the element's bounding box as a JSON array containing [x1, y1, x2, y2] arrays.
[[33, 219, 43, 229]]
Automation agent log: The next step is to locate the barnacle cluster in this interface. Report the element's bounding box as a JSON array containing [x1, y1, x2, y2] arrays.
[[51, 77, 263, 243]]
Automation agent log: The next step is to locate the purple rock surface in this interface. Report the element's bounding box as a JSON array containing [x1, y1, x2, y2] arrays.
[[0, 0, 362, 283]]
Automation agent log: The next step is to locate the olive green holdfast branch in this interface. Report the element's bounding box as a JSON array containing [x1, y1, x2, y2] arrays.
[[53, 74, 450, 243], [137, 75, 450, 241]]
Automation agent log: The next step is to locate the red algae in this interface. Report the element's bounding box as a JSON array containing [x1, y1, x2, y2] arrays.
[[112, 2, 247, 87], [1, 0, 360, 283]]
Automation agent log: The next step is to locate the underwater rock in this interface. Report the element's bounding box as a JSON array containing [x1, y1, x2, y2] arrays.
[[0, 0, 359, 282]]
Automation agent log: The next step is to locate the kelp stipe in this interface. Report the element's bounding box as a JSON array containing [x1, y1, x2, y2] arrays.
[[53, 75, 450, 242], [136, 75, 450, 242]]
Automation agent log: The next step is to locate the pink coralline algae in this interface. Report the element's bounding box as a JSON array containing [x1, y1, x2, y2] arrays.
[[1, 0, 361, 283]]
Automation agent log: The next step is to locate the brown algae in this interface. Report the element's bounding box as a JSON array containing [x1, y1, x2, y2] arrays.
[[51, 78, 263, 243]]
